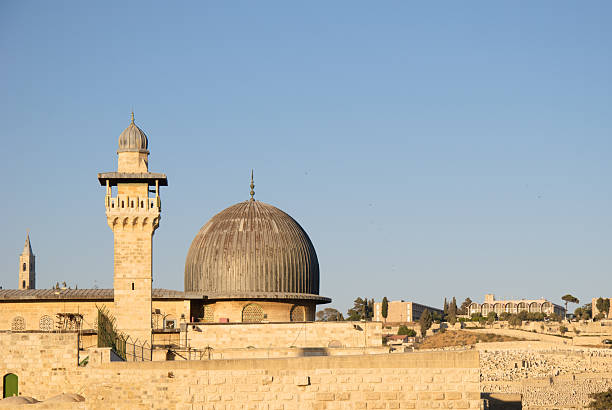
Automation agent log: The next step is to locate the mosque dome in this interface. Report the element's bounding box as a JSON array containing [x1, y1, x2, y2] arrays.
[[118, 112, 148, 152], [184, 198, 320, 297]]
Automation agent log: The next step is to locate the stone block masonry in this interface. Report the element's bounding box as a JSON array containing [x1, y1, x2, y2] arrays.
[[0, 332, 480, 409], [184, 321, 384, 349]]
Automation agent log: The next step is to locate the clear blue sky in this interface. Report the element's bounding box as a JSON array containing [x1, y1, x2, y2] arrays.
[[1, 2, 610, 315]]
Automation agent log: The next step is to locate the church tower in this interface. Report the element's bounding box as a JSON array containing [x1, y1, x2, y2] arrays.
[[18, 233, 35, 289], [98, 113, 167, 345]]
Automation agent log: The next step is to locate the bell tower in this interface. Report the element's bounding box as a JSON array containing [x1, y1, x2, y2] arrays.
[[18, 233, 35, 289], [98, 113, 167, 346]]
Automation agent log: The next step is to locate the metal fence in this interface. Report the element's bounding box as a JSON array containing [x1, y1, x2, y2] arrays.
[[96, 305, 151, 361], [124, 338, 152, 361]]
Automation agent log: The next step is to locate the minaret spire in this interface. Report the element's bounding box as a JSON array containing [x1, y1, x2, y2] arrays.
[[19, 232, 35, 289], [24, 232, 32, 255], [249, 169, 255, 201]]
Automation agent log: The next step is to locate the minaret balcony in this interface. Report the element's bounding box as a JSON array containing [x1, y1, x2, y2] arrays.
[[105, 195, 161, 214]]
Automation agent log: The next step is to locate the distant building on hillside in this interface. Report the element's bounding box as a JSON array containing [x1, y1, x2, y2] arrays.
[[468, 294, 565, 317], [373, 300, 443, 323]]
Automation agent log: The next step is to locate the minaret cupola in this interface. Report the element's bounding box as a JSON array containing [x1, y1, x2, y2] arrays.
[[117, 112, 150, 172]]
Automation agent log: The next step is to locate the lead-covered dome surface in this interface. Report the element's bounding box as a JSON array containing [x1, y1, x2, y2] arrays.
[[118, 113, 148, 152], [185, 200, 320, 296]]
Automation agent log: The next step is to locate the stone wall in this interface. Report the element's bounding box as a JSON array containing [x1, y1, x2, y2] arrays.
[[0, 332, 481, 409], [0, 299, 186, 332], [183, 321, 383, 349]]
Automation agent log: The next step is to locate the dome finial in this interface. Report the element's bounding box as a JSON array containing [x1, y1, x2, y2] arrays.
[[130, 110, 135, 124], [249, 169, 255, 201]]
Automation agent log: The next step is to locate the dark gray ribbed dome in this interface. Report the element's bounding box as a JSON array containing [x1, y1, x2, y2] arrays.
[[118, 114, 148, 152], [184, 200, 320, 296]]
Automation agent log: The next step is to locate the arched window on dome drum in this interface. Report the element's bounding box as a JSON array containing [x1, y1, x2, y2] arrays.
[[202, 305, 214, 323], [290, 305, 306, 322], [242, 303, 264, 323]]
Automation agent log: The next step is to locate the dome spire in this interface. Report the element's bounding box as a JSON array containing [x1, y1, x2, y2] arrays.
[[130, 110, 135, 124], [249, 170, 255, 201]]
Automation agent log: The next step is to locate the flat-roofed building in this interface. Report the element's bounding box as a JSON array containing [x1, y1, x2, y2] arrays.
[[468, 294, 565, 317], [373, 300, 443, 323]]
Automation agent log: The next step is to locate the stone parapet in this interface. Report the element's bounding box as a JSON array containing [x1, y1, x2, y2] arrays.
[[0, 332, 481, 409]]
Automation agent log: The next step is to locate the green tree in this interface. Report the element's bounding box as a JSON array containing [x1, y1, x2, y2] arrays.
[[381, 297, 389, 323], [316, 308, 344, 321], [486, 311, 497, 326], [559, 325, 568, 335], [367, 298, 375, 320], [499, 312, 511, 322], [443, 298, 449, 318], [596, 297, 610, 319], [588, 388, 612, 409], [508, 315, 522, 328], [581, 304, 593, 320], [574, 307, 584, 320], [470, 313, 483, 322], [419, 309, 433, 337], [448, 297, 457, 325], [459, 297, 472, 315], [561, 294, 580, 319], [398, 326, 416, 337], [346, 297, 368, 321]]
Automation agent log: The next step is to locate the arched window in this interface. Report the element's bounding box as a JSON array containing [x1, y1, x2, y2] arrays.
[[22, 263, 26, 271], [242, 303, 264, 323], [11, 317, 25, 331], [290, 305, 306, 322], [529, 302, 541, 313], [517, 302, 527, 313], [39, 315, 54, 332], [481, 303, 490, 315], [469, 303, 480, 315], [542, 302, 552, 313], [22, 280, 25, 289], [494, 303, 503, 314], [506, 302, 516, 314], [141, 201, 144, 208], [121, 201, 125, 208]]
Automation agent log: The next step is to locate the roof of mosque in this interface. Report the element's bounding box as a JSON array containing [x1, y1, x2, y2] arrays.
[[0, 288, 185, 301], [184, 197, 327, 303]]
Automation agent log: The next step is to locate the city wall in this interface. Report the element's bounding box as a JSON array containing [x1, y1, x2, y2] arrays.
[[183, 321, 383, 349], [0, 332, 481, 409]]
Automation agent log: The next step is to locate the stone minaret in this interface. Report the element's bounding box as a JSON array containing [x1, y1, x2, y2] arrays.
[[98, 113, 167, 346], [18, 233, 35, 289]]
